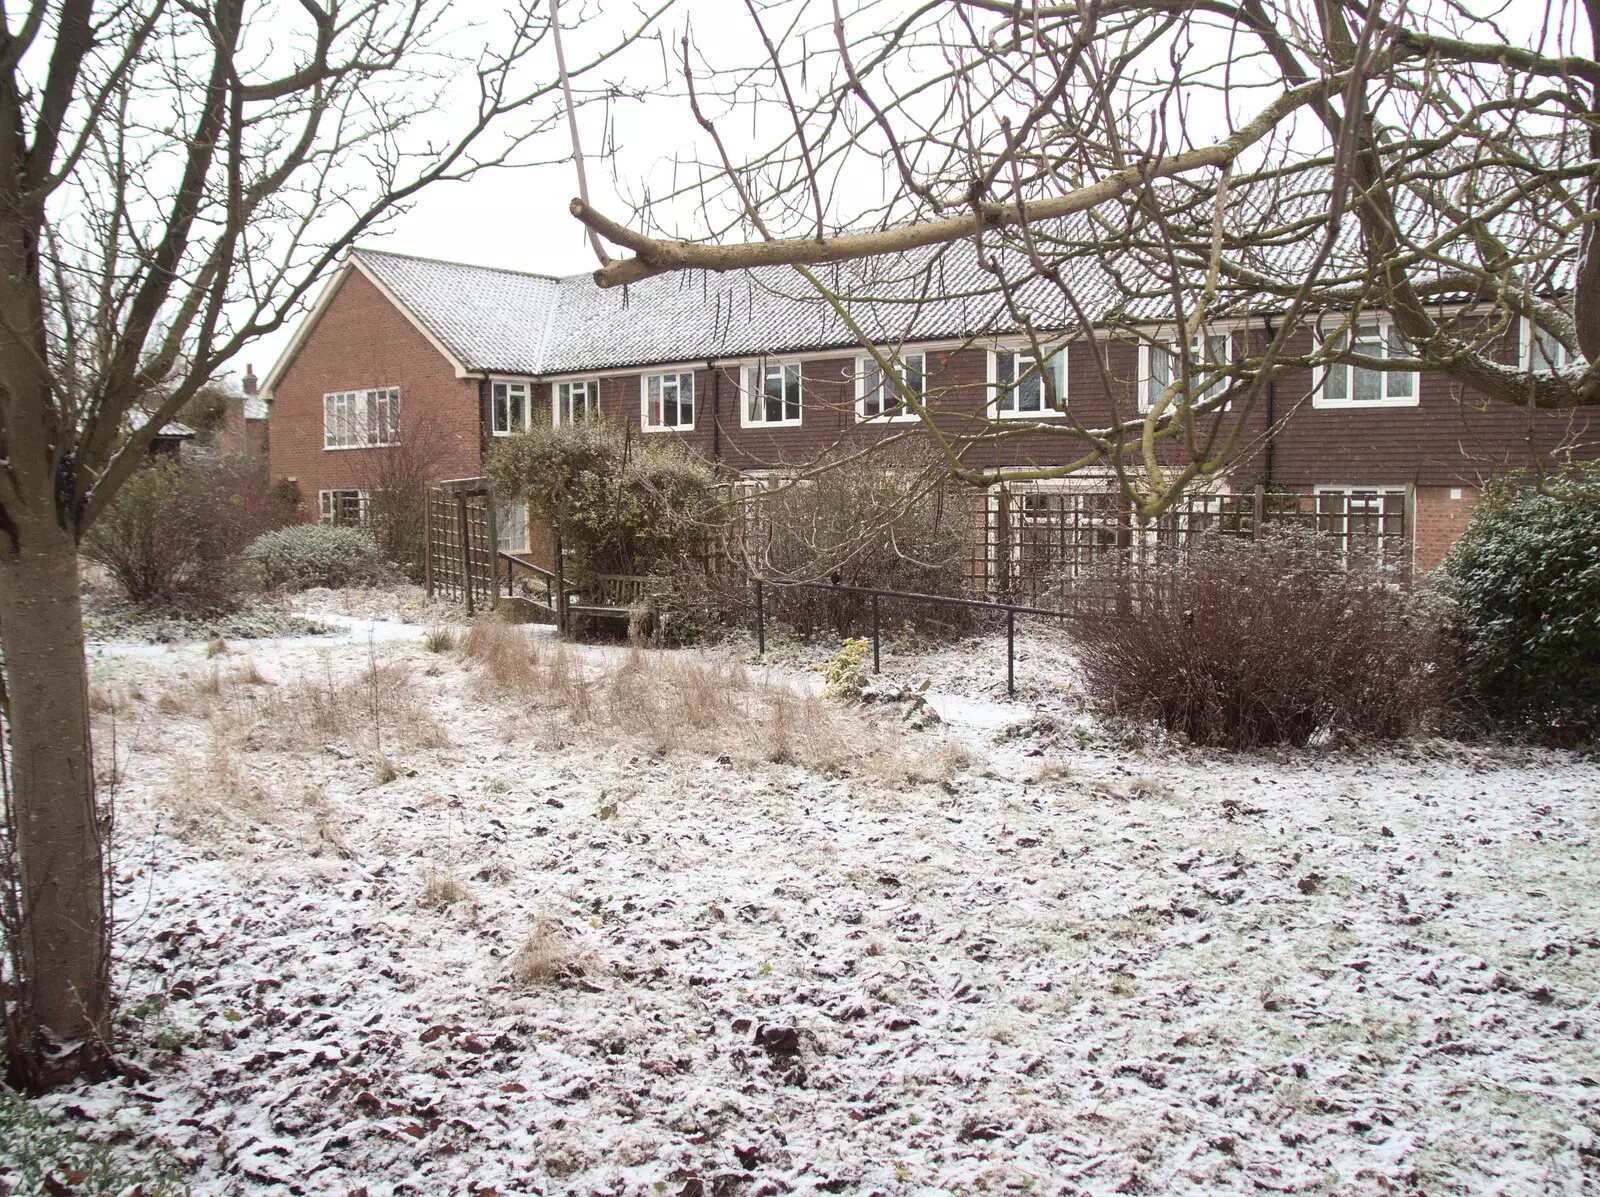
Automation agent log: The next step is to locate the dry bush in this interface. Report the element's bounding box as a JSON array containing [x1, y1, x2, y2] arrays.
[[420, 868, 471, 909], [81, 457, 292, 612], [1071, 531, 1446, 749], [756, 445, 981, 639], [511, 916, 591, 985]]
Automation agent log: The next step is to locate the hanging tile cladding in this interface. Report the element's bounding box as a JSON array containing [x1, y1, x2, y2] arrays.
[[268, 267, 483, 510]]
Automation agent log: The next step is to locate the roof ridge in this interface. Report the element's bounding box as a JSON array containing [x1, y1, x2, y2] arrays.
[[353, 245, 563, 283]]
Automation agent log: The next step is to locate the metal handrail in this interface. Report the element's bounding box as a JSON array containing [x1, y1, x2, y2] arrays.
[[750, 577, 1070, 696]]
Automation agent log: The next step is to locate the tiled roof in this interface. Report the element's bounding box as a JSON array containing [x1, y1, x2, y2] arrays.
[[349, 172, 1572, 376], [355, 249, 562, 374]]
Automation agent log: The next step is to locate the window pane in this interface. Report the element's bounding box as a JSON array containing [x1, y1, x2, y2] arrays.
[[784, 364, 800, 420], [1325, 332, 1347, 401], [1353, 365, 1381, 402], [1017, 354, 1042, 411], [996, 352, 1015, 411], [1148, 344, 1172, 410], [1386, 327, 1414, 398], [678, 373, 693, 425], [493, 383, 508, 433], [902, 354, 924, 414], [647, 375, 661, 426], [1534, 327, 1565, 371], [746, 368, 761, 422]]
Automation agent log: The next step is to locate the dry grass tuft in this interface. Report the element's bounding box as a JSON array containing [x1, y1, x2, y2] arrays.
[[205, 636, 229, 658], [233, 658, 273, 686], [462, 616, 540, 693], [302, 786, 351, 858], [371, 755, 400, 785], [511, 916, 591, 985], [223, 653, 448, 753], [423, 624, 457, 653], [166, 730, 272, 836], [420, 868, 471, 909]]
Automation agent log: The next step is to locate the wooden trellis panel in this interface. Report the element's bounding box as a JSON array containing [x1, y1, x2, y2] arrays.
[[425, 478, 498, 613]]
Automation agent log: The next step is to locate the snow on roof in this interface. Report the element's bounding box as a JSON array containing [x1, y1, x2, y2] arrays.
[[243, 396, 269, 421], [353, 249, 561, 374], [344, 172, 1573, 377]]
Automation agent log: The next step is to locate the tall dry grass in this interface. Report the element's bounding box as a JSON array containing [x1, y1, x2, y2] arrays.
[[459, 615, 949, 779]]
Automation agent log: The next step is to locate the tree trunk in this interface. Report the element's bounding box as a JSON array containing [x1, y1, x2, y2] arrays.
[[0, 515, 112, 1090]]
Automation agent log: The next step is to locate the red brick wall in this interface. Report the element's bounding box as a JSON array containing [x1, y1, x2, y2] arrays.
[[1413, 484, 1481, 572], [268, 267, 483, 519]]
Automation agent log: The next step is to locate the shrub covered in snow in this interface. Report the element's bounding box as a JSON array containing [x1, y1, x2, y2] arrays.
[[247, 524, 386, 590], [1442, 466, 1600, 746], [1070, 530, 1444, 748]]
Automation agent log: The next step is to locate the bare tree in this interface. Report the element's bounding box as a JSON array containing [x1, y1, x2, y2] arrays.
[[571, 0, 1600, 518], [0, 0, 659, 1088]]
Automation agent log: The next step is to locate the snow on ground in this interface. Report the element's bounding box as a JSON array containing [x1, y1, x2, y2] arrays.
[[31, 603, 1600, 1196]]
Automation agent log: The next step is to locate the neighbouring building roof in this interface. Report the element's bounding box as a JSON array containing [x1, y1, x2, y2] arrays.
[[243, 396, 269, 421]]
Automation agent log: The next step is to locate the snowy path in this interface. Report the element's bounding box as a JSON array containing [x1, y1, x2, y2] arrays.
[[31, 621, 1600, 1196]]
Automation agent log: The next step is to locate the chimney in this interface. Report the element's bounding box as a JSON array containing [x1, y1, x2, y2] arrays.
[[242, 363, 258, 396]]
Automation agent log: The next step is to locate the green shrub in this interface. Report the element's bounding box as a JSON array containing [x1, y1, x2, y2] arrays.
[[247, 524, 386, 590], [1441, 467, 1600, 746], [487, 422, 715, 585]]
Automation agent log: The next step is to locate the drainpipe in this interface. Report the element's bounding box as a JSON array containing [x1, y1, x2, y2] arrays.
[[709, 360, 721, 464]]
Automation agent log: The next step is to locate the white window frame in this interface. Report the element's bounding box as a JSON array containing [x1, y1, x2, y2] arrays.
[[1523, 317, 1577, 373], [553, 378, 600, 426], [490, 380, 532, 436], [1313, 485, 1410, 561], [322, 387, 401, 449], [856, 350, 926, 423], [1138, 330, 1233, 414], [318, 488, 369, 525], [641, 370, 696, 432], [988, 345, 1067, 418], [1314, 318, 1420, 408], [741, 360, 803, 428]]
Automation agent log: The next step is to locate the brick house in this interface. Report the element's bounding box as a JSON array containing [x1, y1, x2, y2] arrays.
[[264, 247, 1594, 575]]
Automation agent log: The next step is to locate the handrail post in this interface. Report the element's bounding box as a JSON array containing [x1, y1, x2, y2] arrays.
[[871, 592, 881, 673], [1007, 608, 1016, 696], [753, 578, 765, 656]]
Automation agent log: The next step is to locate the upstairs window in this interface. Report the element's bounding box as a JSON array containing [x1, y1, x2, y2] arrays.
[[859, 352, 924, 421], [992, 348, 1065, 417], [491, 381, 530, 435], [1527, 321, 1576, 372], [1141, 332, 1231, 413], [323, 387, 400, 448], [1317, 320, 1418, 406], [744, 361, 802, 426], [643, 371, 695, 430], [554, 379, 599, 426]]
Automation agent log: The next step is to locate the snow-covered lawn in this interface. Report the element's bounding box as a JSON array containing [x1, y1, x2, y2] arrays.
[[34, 605, 1600, 1195]]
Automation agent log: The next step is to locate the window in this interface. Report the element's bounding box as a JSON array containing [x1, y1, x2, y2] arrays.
[[491, 381, 531, 435], [744, 361, 802, 426], [318, 489, 368, 526], [322, 387, 400, 448], [1315, 486, 1409, 562], [553, 379, 599, 425], [1526, 320, 1576, 372], [1140, 332, 1231, 413], [858, 352, 924, 420], [1317, 320, 1418, 406], [642, 371, 695, 430], [991, 348, 1065, 417], [496, 500, 528, 553]]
